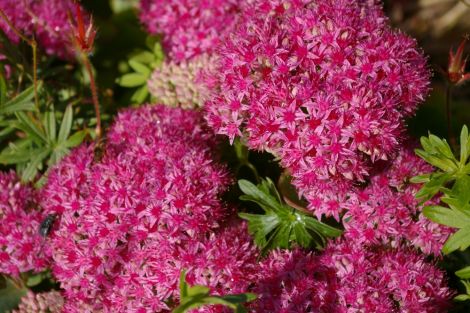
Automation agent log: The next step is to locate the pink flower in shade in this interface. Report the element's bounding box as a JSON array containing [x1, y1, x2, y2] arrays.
[[342, 147, 452, 255], [321, 240, 452, 313], [139, 0, 243, 62], [40, 105, 258, 312], [204, 0, 430, 219], [148, 55, 216, 109], [0, 0, 87, 59], [250, 249, 340, 313], [0, 171, 49, 278], [12, 290, 64, 313]]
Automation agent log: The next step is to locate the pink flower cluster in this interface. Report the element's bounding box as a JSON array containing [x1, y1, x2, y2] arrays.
[[13, 290, 64, 313], [139, 0, 243, 62], [0, 0, 84, 59], [40, 105, 258, 312], [321, 241, 452, 312], [249, 245, 451, 313], [0, 171, 49, 277], [250, 249, 339, 312], [342, 147, 452, 255], [204, 0, 430, 217]]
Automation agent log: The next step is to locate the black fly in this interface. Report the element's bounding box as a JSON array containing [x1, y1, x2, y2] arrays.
[[39, 214, 57, 237]]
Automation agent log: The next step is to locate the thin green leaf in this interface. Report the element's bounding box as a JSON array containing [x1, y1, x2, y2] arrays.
[[1, 83, 39, 114], [44, 109, 57, 143], [21, 148, 49, 182], [423, 206, 470, 228], [443, 226, 470, 254], [238, 179, 280, 211], [461, 125, 469, 164], [15, 112, 46, 144], [0, 73, 6, 106], [429, 134, 455, 160], [454, 294, 470, 301], [179, 270, 188, 299], [456, 266, 470, 279], [415, 149, 458, 172], [58, 105, 73, 143], [131, 85, 149, 104], [117, 73, 147, 87], [129, 60, 151, 76], [63, 130, 87, 148]]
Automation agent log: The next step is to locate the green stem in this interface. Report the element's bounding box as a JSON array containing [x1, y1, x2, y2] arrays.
[[446, 84, 457, 150], [82, 53, 101, 139]]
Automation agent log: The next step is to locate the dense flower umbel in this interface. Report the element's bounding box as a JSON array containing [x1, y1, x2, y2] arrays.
[[148, 55, 215, 109], [321, 241, 452, 313], [250, 249, 340, 313], [205, 0, 430, 218], [12, 290, 64, 313], [343, 147, 452, 255], [139, 0, 243, 62], [0, 0, 87, 59], [0, 171, 49, 277], [41, 105, 258, 312]]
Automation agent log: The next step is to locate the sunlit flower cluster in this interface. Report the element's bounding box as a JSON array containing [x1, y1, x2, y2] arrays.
[[321, 240, 452, 312], [40, 105, 258, 312], [205, 0, 430, 217], [343, 147, 452, 255], [0, 171, 49, 277], [250, 249, 339, 312]]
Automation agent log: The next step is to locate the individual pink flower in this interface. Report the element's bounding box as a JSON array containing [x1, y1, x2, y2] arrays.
[[41, 105, 258, 312], [0, 171, 49, 277], [139, 0, 243, 62], [342, 147, 452, 255], [204, 0, 430, 218], [321, 240, 452, 312], [250, 249, 339, 313], [0, 0, 87, 59], [12, 290, 64, 313]]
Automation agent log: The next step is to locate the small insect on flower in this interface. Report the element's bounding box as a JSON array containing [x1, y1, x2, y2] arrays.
[[93, 137, 107, 163], [39, 214, 58, 237]]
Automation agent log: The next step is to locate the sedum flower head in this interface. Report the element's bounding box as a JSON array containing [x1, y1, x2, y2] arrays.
[[0, 171, 49, 277], [12, 290, 64, 313], [148, 55, 215, 109], [205, 0, 430, 218], [321, 240, 452, 312], [0, 0, 88, 59], [343, 147, 452, 255], [139, 0, 243, 62], [40, 105, 258, 312], [250, 249, 339, 313]]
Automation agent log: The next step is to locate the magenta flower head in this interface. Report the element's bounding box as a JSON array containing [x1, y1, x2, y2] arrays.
[[0, 171, 49, 277], [139, 0, 243, 62], [321, 240, 452, 312], [40, 105, 258, 312], [0, 0, 87, 59], [205, 0, 430, 218], [343, 146, 452, 255], [250, 249, 339, 313]]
